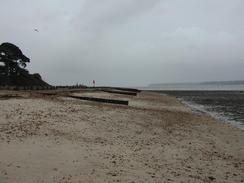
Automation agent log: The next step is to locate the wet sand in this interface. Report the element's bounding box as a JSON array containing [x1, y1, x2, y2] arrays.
[[159, 91, 244, 130], [0, 90, 243, 182]]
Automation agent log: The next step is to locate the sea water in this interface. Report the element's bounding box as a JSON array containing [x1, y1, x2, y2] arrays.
[[143, 84, 244, 131]]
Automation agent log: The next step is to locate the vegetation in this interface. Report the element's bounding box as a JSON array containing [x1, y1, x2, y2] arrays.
[[0, 42, 30, 76], [0, 42, 49, 86]]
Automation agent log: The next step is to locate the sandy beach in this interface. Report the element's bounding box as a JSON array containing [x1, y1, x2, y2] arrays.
[[0, 90, 243, 183]]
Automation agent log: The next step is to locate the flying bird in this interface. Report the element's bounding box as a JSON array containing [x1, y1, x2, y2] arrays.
[[34, 29, 39, 32]]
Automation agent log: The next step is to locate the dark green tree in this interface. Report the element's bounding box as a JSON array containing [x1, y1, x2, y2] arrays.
[[0, 42, 30, 76]]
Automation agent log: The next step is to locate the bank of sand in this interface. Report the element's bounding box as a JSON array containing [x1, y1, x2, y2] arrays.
[[0, 91, 243, 182]]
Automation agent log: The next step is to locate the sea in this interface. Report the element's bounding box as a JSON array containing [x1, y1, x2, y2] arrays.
[[142, 84, 244, 131]]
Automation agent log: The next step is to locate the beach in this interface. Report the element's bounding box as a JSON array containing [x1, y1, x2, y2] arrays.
[[0, 90, 243, 183], [159, 90, 244, 131]]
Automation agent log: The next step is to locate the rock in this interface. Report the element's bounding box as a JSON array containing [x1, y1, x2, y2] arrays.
[[208, 176, 215, 181]]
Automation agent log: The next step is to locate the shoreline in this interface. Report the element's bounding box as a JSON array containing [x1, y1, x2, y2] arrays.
[[178, 98, 244, 131], [0, 90, 243, 182], [156, 90, 244, 131]]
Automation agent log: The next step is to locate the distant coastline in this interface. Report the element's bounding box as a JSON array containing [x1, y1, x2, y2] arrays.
[[140, 80, 244, 91], [148, 80, 244, 88]]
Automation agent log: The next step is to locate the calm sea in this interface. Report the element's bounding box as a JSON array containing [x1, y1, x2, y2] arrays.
[[142, 84, 244, 131]]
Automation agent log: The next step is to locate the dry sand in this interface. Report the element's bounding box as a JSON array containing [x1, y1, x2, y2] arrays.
[[0, 90, 243, 183]]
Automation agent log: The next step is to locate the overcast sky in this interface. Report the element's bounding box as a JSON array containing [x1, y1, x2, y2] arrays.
[[1, 0, 244, 86]]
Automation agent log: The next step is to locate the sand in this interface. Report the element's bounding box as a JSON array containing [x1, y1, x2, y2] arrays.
[[0, 91, 243, 183]]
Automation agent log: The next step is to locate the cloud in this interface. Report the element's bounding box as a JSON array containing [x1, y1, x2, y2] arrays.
[[0, 0, 244, 86], [72, 0, 160, 31]]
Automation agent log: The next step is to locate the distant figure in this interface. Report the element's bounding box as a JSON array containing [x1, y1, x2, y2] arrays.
[[34, 29, 39, 32], [93, 80, 95, 87]]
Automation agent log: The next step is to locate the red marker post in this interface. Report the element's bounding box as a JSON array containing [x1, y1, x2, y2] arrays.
[[93, 80, 95, 87]]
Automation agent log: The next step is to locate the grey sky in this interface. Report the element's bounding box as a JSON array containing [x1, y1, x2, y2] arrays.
[[1, 0, 244, 86]]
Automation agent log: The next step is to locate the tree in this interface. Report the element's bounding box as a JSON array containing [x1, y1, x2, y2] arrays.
[[0, 42, 30, 76]]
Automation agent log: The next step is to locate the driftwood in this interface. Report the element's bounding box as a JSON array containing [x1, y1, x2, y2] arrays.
[[69, 95, 129, 105]]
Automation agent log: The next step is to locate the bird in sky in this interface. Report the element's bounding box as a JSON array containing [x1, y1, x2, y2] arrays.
[[34, 29, 39, 32]]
